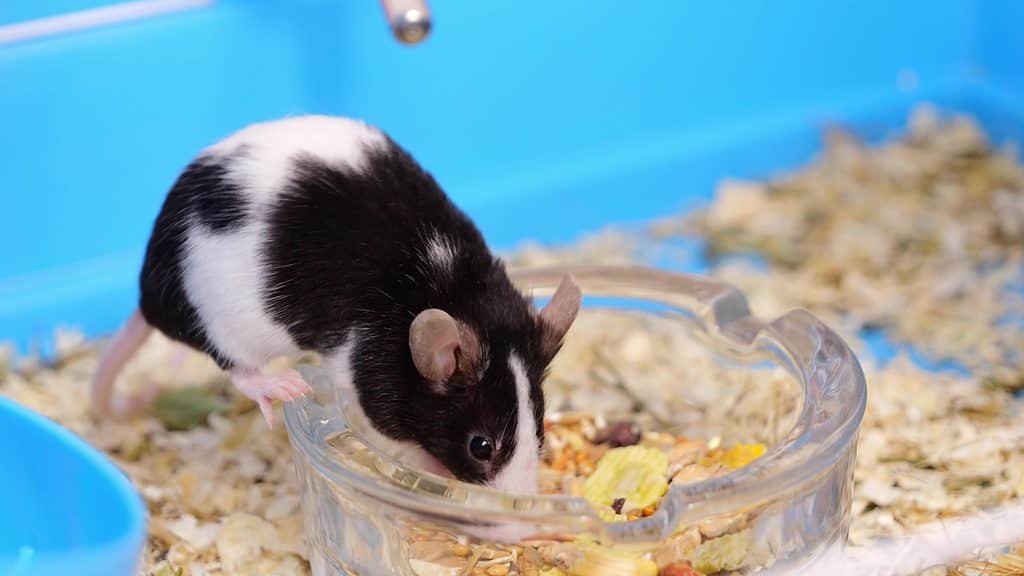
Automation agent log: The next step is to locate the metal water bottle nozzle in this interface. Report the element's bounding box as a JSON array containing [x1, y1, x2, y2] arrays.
[[381, 0, 431, 45]]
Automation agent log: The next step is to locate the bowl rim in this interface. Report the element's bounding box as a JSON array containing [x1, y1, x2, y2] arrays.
[[284, 264, 868, 540], [0, 396, 147, 570]]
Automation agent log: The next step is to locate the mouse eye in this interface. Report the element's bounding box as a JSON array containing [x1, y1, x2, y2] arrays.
[[468, 435, 494, 461]]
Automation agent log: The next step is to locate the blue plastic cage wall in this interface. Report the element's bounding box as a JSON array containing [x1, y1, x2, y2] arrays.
[[3, 0, 1024, 355]]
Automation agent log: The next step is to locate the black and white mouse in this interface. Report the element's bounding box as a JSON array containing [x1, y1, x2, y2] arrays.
[[91, 115, 582, 494]]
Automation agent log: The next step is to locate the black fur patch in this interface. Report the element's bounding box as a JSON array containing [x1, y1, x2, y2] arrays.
[[186, 159, 248, 233], [138, 157, 240, 369], [261, 140, 550, 483]]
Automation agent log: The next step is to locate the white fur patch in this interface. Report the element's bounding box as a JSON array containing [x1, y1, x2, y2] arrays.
[[424, 231, 457, 275], [180, 115, 387, 369], [203, 115, 387, 210], [325, 345, 453, 479], [182, 221, 300, 368], [491, 353, 540, 493]]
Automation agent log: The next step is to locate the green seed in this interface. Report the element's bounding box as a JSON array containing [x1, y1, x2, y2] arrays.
[[153, 387, 227, 431]]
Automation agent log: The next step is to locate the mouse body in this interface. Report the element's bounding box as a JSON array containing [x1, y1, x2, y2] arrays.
[[92, 115, 581, 492]]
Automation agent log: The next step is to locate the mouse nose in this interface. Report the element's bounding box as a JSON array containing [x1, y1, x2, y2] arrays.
[[380, 0, 431, 45]]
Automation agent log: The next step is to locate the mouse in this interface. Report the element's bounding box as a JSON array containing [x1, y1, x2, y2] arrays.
[[91, 115, 582, 493]]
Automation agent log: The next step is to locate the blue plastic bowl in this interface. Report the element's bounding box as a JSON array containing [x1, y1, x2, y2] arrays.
[[0, 397, 146, 576]]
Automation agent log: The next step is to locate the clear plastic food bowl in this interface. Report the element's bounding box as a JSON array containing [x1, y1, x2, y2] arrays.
[[284, 265, 867, 575]]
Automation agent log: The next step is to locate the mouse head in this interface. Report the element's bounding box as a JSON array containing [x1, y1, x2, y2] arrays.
[[407, 274, 582, 493]]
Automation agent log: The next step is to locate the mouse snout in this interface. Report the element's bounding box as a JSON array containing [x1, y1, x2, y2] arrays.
[[490, 450, 540, 494]]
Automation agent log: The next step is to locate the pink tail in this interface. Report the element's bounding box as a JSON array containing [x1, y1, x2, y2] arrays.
[[91, 308, 154, 419]]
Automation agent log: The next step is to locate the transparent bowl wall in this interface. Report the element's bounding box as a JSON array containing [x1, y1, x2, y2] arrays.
[[284, 265, 867, 576]]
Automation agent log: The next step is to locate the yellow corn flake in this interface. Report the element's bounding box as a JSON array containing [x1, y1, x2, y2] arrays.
[[687, 528, 751, 573], [721, 443, 766, 469], [569, 544, 658, 576], [582, 446, 669, 519], [539, 568, 566, 576]]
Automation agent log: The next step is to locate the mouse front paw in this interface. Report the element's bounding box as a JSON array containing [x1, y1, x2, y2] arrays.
[[231, 368, 312, 428]]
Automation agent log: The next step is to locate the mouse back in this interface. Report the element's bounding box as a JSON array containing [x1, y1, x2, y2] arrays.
[[138, 116, 394, 371]]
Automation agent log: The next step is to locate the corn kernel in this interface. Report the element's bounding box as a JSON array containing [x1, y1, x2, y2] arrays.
[[450, 543, 471, 557], [721, 443, 766, 469]]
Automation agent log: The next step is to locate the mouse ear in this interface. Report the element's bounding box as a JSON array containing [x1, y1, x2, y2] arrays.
[[537, 273, 582, 357], [409, 308, 461, 389]]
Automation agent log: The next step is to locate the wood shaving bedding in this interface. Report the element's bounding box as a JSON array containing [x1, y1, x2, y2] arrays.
[[2, 105, 1023, 575]]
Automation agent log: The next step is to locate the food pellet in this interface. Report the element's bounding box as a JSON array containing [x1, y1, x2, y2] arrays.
[[451, 543, 471, 558], [659, 562, 703, 576]]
